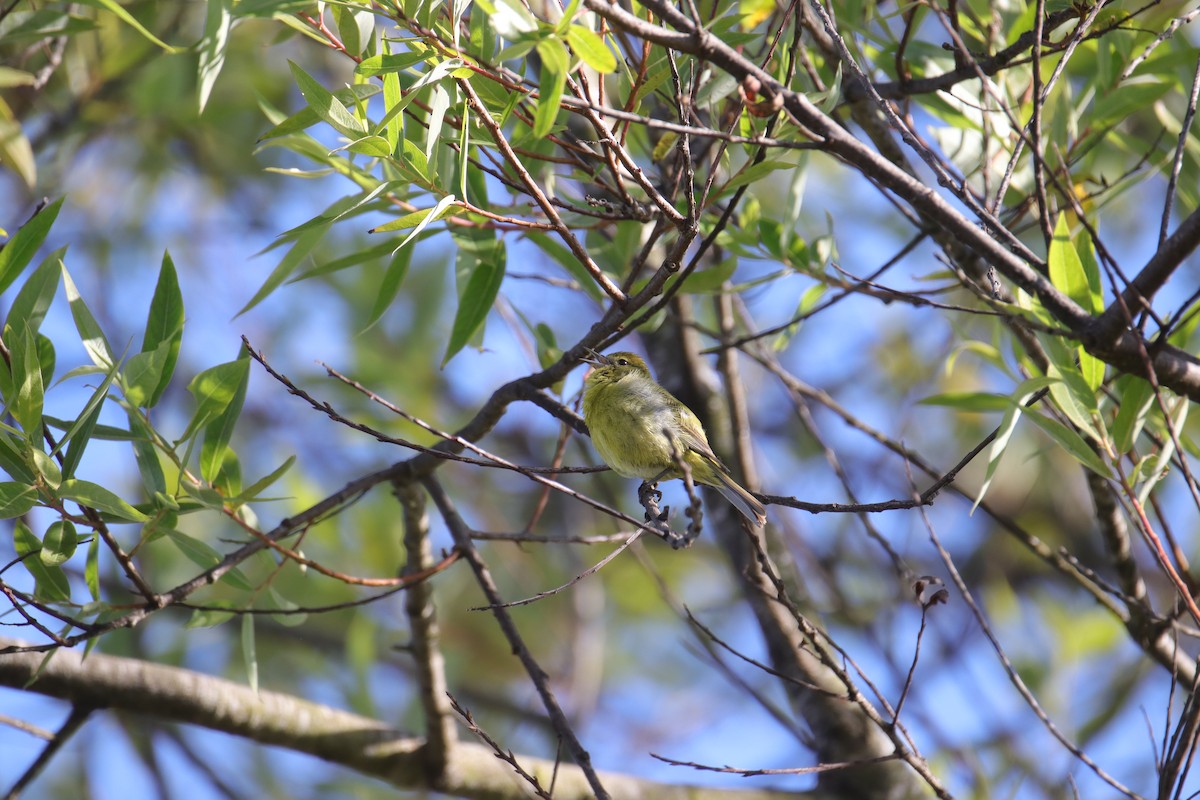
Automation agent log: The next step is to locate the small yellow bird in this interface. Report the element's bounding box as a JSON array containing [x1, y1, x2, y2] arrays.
[[581, 351, 766, 527]]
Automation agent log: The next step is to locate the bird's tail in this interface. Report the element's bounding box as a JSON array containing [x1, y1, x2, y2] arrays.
[[713, 471, 767, 527]]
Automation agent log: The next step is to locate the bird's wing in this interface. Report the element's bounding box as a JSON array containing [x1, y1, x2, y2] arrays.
[[674, 407, 730, 473]]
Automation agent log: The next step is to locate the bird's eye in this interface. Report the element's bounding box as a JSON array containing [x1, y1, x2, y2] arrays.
[[616, 358, 628, 366]]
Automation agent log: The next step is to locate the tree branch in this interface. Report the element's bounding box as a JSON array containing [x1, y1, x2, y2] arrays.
[[0, 637, 805, 800]]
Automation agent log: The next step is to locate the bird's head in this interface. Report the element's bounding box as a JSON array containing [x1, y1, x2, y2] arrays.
[[581, 350, 651, 386]]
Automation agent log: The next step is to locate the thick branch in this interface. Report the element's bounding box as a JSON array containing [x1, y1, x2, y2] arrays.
[[0, 637, 806, 800]]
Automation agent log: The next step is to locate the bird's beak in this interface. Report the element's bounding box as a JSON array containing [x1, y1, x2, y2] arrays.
[[580, 348, 609, 367]]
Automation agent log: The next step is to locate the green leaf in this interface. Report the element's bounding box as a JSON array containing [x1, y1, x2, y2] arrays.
[[288, 61, 366, 138], [718, 159, 793, 197], [40, 520, 77, 567], [139, 251, 184, 407], [1111, 376, 1155, 455], [10, 324, 44, 439], [0, 198, 63, 296], [344, 135, 393, 158], [1023, 411, 1111, 477], [122, 343, 173, 409], [0, 434, 34, 483], [127, 410, 167, 497], [370, 194, 457, 254], [237, 222, 330, 317], [75, 0, 180, 52], [186, 601, 237, 629], [6, 247, 63, 335], [970, 377, 1057, 513], [677, 258, 737, 294], [0, 482, 37, 518], [85, 534, 100, 599], [1138, 397, 1187, 505], [363, 247, 413, 331], [534, 38, 568, 138], [185, 359, 251, 443], [1091, 80, 1171, 128], [1048, 213, 1094, 313], [232, 455, 296, 504], [258, 85, 381, 141], [242, 613, 258, 693], [566, 25, 616, 72], [444, 240, 506, 365], [166, 527, 254, 591], [14, 521, 71, 602], [59, 478, 150, 522], [356, 51, 430, 77], [1078, 350, 1104, 392], [61, 263, 115, 368], [54, 358, 120, 479], [919, 392, 1011, 412], [200, 351, 248, 486], [31, 448, 60, 490], [197, 0, 232, 113]]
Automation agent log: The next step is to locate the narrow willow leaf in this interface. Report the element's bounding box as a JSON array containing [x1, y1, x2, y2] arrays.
[[197, 0, 232, 113], [1023, 412, 1111, 477], [0, 434, 34, 483], [363, 247, 413, 331], [1138, 397, 1187, 505], [6, 248, 63, 334], [444, 242, 505, 365], [59, 400, 103, 481], [203, 350, 249, 485], [61, 264, 115, 368], [233, 455, 296, 504], [1048, 213, 1091, 312], [14, 521, 71, 602], [356, 51, 429, 77], [140, 251, 184, 407], [919, 392, 1011, 412], [184, 359, 250, 442], [12, 324, 44, 439], [425, 83, 451, 168], [0, 482, 37, 518], [972, 402, 1021, 515], [59, 478, 150, 522], [970, 377, 1057, 514], [242, 613, 259, 693], [566, 24, 616, 72], [126, 409, 167, 497], [677, 258, 736, 294], [718, 159, 793, 197], [288, 61, 366, 138], [344, 135, 392, 158], [1078, 350, 1104, 392], [533, 39, 568, 138], [258, 85, 380, 141], [186, 600, 236, 628], [382, 70, 403, 153], [0, 197, 63, 295], [85, 535, 100, 600], [75, 0, 180, 52], [1112, 376, 1154, 454], [122, 341, 172, 409], [237, 222, 329, 317], [374, 194, 456, 254]]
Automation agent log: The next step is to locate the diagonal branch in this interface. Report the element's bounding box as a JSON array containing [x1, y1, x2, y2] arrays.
[[0, 636, 802, 800]]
